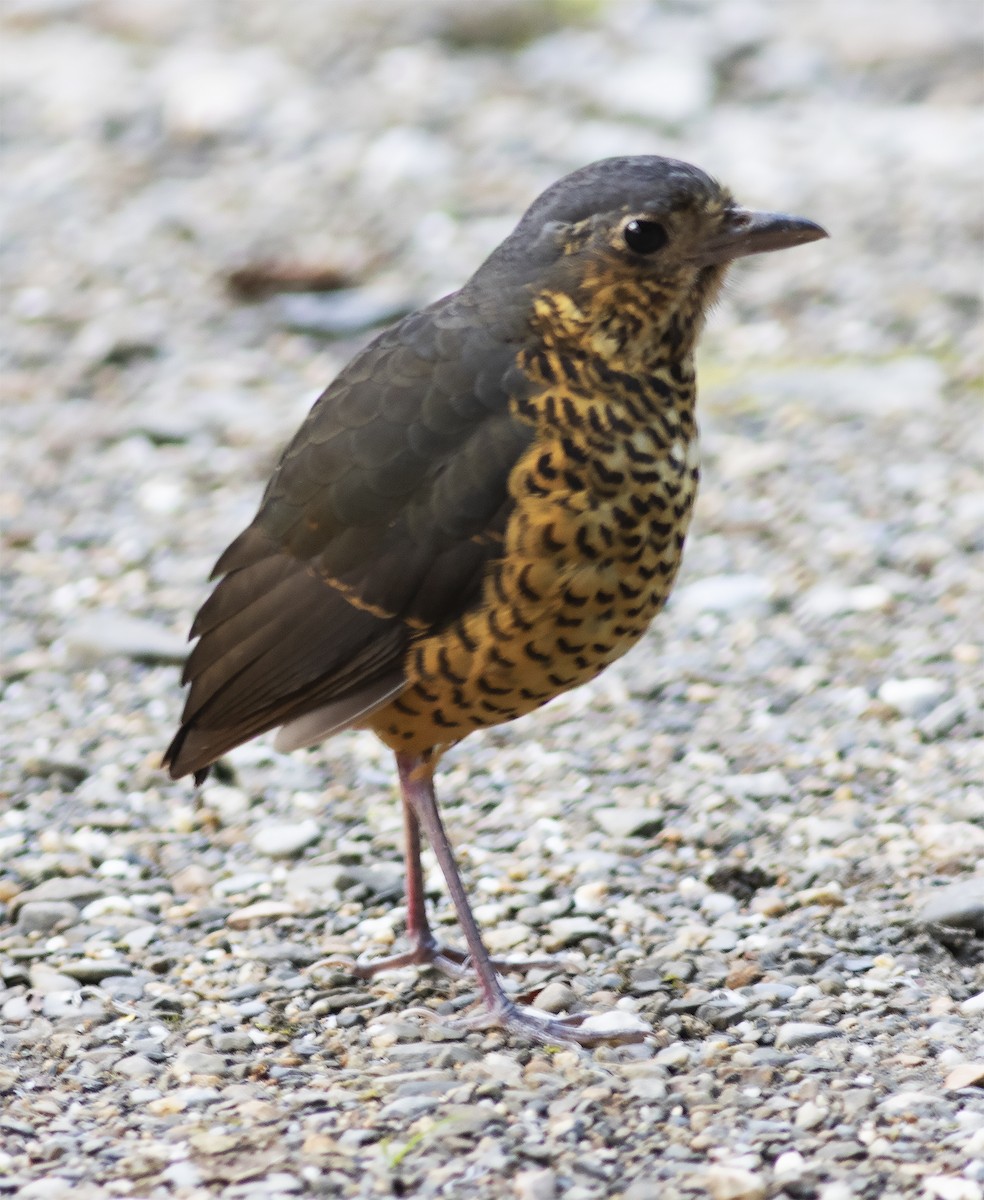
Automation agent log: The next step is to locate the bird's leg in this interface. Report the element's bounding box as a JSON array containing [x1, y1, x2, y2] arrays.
[[345, 773, 471, 979], [345, 759, 554, 980], [393, 753, 648, 1047]]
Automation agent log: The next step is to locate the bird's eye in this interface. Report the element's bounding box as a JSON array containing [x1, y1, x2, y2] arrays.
[[623, 219, 668, 255]]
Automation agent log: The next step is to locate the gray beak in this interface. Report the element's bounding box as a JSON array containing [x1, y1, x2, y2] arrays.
[[693, 208, 828, 266]]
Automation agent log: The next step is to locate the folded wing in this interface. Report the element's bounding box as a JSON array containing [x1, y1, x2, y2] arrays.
[[163, 291, 533, 779]]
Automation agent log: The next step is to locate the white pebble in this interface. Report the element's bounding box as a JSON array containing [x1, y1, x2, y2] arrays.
[[250, 818, 321, 858], [513, 1168, 556, 1200], [925, 1178, 983, 1200], [674, 573, 774, 616], [774, 1151, 807, 1181], [705, 1165, 766, 1200], [795, 1100, 827, 1130], [878, 677, 947, 717], [799, 583, 892, 618]]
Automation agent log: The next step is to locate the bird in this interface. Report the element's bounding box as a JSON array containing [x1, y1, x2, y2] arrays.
[[163, 155, 826, 1046]]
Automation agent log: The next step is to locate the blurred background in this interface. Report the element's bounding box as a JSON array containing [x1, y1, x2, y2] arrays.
[[2, 0, 980, 768], [1, 1, 983, 1193], [3, 0, 983, 916], [4, 0, 981, 611]]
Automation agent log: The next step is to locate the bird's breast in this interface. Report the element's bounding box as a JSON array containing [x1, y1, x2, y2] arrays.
[[368, 380, 700, 759]]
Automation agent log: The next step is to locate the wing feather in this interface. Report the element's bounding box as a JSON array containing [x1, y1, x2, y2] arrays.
[[164, 288, 535, 779]]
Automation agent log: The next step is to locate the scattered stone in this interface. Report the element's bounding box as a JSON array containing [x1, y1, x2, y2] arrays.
[[277, 289, 416, 338], [673, 573, 774, 616], [592, 807, 662, 838], [16, 901, 80, 934], [210, 1032, 255, 1053], [544, 917, 608, 949], [720, 770, 791, 799], [796, 1100, 828, 1130], [918, 878, 984, 934], [250, 819, 322, 858], [171, 1050, 230, 1080], [878, 676, 948, 718], [532, 981, 576, 1014], [798, 583, 892, 618], [1, 3, 980, 1195], [924, 1179, 983, 1200], [114, 1055, 160, 1080], [12, 877, 108, 911], [226, 900, 297, 929], [28, 964, 82, 994], [513, 1167, 557, 1200], [283, 865, 353, 902], [775, 1022, 842, 1049], [944, 1063, 984, 1091], [60, 959, 133, 983], [705, 1165, 767, 1200], [64, 613, 187, 665]]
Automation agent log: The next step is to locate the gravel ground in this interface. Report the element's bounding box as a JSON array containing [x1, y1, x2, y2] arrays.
[[2, 1, 983, 1197]]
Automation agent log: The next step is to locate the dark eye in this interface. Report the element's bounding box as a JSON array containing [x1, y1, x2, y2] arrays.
[[623, 219, 668, 255]]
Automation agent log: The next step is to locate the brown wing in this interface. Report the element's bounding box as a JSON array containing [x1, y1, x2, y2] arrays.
[[163, 289, 534, 779]]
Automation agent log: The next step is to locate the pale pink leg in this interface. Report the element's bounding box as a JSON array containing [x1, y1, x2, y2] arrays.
[[376, 753, 647, 1047]]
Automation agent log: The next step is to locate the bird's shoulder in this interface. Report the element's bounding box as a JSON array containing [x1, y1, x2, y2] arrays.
[[218, 287, 536, 578]]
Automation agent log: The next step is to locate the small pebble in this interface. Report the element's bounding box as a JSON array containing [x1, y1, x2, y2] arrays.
[[64, 613, 187, 665], [918, 878, 984, 934], [878, 676, 947, 718], [775, 1022, 842, 1049], [944, 1063, 984, 1091], [533, 982, 576, 1014], [960, 992, 984, 1017], [673, 573, 774, 616], [705, 1165, 767, 1200], [17, 901, 80, 934], [250, 818, 322, 858], [592, 807, 662, 838], [514, 1168, 557, 1200]]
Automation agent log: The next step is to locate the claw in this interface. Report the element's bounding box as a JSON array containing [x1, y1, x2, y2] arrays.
[[322, 936, 569, 983], [403, 997, 650, 1047], [315, 760, 645, 1048]]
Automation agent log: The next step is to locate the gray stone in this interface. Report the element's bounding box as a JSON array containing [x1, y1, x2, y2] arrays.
[[592, 807, 662, 838], [113, 1055, 160, 1080], [29, 965, 81, 994], [798, 583, 892, 618], [532, 981, 577, 1014], [250, 818, 322, 858], [514, 1167, 557, 1200], [776, 1022, 843, 1049], [64, 613, 187, 665], [277, 288, 415, 337], [673, 573, 774, 616], [283, 864, 354, 901], [377, 1094, 441, 1120], [60, 959, 133, 983], [171, 1050, 230, 1078], [918, 878, 984, 934], [13, 877, 106, 911], [545, 917, 608, 948], [17, 901, 80, 934], [210, 1032, 254, 1053], [721, 770, 791, 799]]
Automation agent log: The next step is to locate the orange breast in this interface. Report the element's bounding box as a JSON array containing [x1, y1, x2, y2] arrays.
[[367, 419, 700, 758]]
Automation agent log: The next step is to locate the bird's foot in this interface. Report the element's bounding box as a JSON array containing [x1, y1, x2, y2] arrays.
[[405, 996, 651, 1047], [317, 935, 561, 983]]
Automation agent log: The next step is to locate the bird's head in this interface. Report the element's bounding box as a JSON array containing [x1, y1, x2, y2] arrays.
[[477, 156, 827, 368]]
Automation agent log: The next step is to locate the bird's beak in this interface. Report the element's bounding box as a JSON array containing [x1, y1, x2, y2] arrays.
[[693, 208, 828, 266]]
